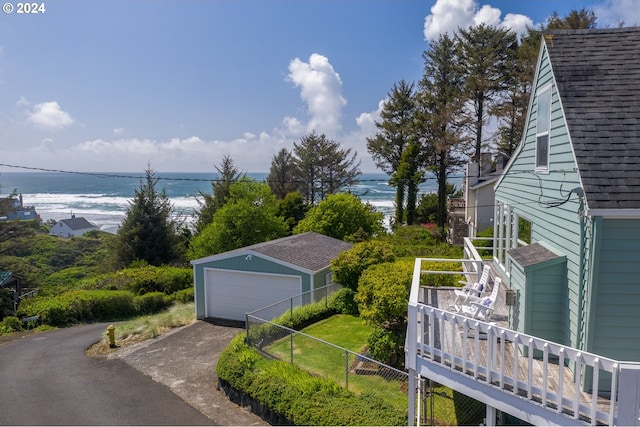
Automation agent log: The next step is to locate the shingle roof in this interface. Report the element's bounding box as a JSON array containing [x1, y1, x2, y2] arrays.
[[193, 232, 353, 273], [248, 232, 353, 272], [507, 243, 564, 268], [546, 27, 640, 209], [60, 217, 97, 230]]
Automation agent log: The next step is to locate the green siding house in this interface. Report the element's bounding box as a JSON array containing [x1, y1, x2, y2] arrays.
[[191, 232, 352, 323], [494, 27, 640, 390]]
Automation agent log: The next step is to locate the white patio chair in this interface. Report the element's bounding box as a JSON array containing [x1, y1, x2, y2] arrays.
[[460, 277, 501, 322], [450, 265, 491, 312]]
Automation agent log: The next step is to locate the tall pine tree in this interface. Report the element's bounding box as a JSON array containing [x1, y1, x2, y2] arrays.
[[116, 166, 178, 267]]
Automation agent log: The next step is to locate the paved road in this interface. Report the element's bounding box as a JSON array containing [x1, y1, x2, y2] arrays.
[[0, 323, 214, 425]]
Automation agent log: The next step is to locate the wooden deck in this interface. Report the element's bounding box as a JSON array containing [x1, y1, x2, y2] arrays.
[[414, 282, 617, 425]]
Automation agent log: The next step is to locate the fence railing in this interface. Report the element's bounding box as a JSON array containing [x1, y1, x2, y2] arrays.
[[246, 313, 409, 413], [246, 283, 339, 323]]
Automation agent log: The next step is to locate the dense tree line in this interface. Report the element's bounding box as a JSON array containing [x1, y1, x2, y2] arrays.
[[368, 9, 599, 230]]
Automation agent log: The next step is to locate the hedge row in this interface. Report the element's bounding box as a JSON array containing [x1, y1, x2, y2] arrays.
[[80, 266, 192, 295], [17, 290, 172, 326], [217, 335, 406, 426], [218, 291, 407, 425]]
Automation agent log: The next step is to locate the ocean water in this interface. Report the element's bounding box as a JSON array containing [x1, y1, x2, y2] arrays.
[[0, 171, 460, 233]]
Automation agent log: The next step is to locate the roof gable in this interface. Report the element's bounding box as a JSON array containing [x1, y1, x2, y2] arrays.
[[59, 217, 97, 230], [546, 27, 640, 210], [191, 232, 353, 273]]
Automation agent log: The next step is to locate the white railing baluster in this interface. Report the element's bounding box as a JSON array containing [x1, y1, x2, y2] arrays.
[[608, 363, 618, 426], [543, 343, 549, 407], [439, 311, 446, 366], [528, 338, 534, 400], [474, 322, 480, 379], [574, 353, 582, 420], [558, 348, 565, 414], [513, 333, 519, 396], [499, 329, 505, 388], [591, 358, 599, 425], [450, 313, 456, 370]]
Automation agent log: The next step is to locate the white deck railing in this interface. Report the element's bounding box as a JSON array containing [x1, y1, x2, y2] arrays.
[[406, 258, 640, 426]]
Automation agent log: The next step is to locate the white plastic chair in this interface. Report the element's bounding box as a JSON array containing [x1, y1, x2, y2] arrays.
[[450, 265, 491, 312], [460, 277, 501, 321]]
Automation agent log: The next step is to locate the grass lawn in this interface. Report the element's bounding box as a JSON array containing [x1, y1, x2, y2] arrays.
[[266, 314, 411, 412], [265, 313, 472, 424]]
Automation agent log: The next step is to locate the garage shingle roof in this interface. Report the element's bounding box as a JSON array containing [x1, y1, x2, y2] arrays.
[[246, 232, 353, 272], [546, 27, 640, 209]]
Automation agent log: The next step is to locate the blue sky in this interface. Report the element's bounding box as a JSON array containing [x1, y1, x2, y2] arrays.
[[0, 0, 636, 174]]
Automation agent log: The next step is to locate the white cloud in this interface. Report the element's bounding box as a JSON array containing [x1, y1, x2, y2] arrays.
[[27, 101, 74, 130], [594, 0, 640, 27], [286, 53, 346, 137], [113, 127, 125, 135], [424, 0, 533, 41], [16, 96, 30, 107]]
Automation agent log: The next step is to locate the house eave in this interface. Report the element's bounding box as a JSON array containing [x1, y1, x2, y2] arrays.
[[585, 209, 640, 219]]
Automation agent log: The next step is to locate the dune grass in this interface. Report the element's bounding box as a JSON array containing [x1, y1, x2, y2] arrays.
[[86, 302, 195, 355]]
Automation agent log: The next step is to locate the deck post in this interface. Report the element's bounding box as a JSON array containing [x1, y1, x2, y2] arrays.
[[408, 368, 416, 427], [617, 363, 640, 426], [485, 404, 496, 426]]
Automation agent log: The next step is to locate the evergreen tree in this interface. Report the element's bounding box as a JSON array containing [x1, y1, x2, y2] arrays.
[[417, 33, 466, 231], [547, 8, 597, 30], [266, 148, 298, 199], [292, 131, 361, 205], [194, 154, 244, 233], [116, 166, 178, 267], [457, 24, 518, 169], [366, 80, 417, 228]]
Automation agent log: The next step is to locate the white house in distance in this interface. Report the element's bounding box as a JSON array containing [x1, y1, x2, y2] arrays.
[[49, 215, 98, 237]]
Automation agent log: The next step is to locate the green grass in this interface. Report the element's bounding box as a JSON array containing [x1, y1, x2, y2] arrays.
[[266, 315, 410, 412], [87, 302, 195, 354]]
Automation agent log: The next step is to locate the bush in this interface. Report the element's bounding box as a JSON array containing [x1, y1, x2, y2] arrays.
[[0, 316, 22, 335], [367, 325, 406, 369], [355, 260, 414, 325], [217, 335, 407, 426], [81, 266, 192, 295], [133, 292, 170, 315], [331, 240, 395, 291], [16, 289, 173, 327], [169, 287, 194, 304], [327, 287, 359, 315]]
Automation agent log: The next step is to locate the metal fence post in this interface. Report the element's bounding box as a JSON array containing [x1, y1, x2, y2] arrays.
[[290, 330, 294, 365], [245, 313, 250, 346], [345, 349, 349, 391]]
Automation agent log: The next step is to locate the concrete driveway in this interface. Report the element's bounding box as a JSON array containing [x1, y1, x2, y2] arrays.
[[109, 320, 266, 426], [0, 321, 265, 426]]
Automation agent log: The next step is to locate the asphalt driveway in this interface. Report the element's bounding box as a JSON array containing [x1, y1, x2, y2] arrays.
[[0, 321, 265, 426]]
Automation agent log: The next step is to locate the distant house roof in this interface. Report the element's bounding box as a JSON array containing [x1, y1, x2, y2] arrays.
[[546, 27, 640, 210], [0, 271, 22, 287], [191, 232, 353, 273], [59, 217, 96, 230]]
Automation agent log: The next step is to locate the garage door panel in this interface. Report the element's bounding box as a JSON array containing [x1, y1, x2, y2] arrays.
[[205, 269, 301, 321]]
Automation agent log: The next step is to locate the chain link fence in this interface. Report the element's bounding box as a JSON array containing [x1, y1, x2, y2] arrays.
[[245, 284, 488, 426], [246, 314, 409, 415]]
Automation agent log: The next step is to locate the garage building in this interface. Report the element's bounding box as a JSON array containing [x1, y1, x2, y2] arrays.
[[191, 232, 353, 323]]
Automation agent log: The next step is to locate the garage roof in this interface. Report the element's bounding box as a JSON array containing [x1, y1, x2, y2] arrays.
[[191, 232, 353, 273]]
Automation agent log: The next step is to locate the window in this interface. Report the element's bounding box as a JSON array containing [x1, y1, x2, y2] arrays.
[[535, 87, 551, 170], [518, 216, 532, 245]]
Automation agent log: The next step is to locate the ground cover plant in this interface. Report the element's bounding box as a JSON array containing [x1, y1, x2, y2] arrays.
[[86, 302, 195, 355]]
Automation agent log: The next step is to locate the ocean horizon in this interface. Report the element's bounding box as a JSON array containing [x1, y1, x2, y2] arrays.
[[0, 171, 461, 233]]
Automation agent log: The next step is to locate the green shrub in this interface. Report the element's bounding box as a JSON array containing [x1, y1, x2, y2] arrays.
[[0, 316, 22, 333], [217, 335, 406, 426], [327, 287, 359, 315], [169, 287, 194, 303], [367, 325, 406, 369], [133, 292, 170, 315], [81, 266, 192, 295], [331, 240, 395, 291], [17, 290, 137, 326]]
